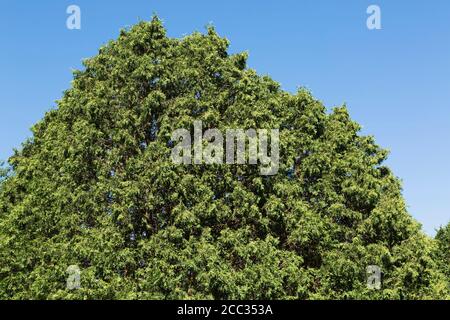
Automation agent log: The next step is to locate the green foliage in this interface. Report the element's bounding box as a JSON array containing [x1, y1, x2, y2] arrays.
[[0, 161, 9, 189], [434, 223, 450, 291], [0, 17, 447, 300]]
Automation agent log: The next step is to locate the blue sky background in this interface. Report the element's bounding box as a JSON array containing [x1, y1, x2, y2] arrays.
[[0, 0, 449, 235]]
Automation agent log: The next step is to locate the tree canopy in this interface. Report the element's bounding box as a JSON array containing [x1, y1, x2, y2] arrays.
[[435, 223, 450, 290], [0, 17, 448, 300]]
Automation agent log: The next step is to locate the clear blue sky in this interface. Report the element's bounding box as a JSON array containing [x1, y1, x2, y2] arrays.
[[1, 0, 449, 235]]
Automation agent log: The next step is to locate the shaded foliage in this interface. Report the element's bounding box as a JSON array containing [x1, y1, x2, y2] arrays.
[[434, 223, 450, 290]]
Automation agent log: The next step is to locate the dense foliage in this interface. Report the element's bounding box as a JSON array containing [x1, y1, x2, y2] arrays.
[[0, 162, 8, 183], [435, 223, 450, 290], [0, 17, 448, 299]]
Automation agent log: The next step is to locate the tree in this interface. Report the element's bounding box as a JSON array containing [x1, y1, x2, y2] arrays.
[[0, 17, 447, 300], [435, 223, 450, 291], [0, 161, 9, 188]]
